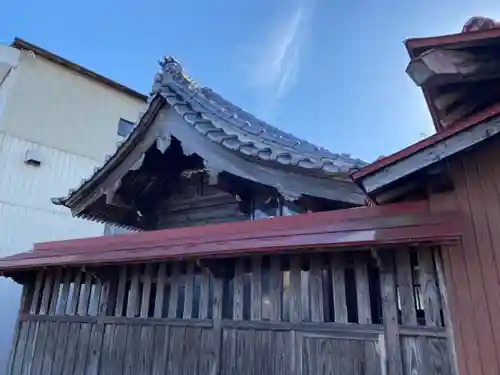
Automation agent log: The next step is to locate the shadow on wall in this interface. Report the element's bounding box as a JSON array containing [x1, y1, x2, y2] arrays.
[[0, 278, 21, 373]]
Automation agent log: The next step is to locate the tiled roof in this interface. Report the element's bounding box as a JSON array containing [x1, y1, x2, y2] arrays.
[[53, 57, 366, 208], [152, 57, 366, 174]]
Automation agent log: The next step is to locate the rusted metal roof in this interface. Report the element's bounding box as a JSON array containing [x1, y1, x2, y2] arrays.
[[0, 201, 462, 273]]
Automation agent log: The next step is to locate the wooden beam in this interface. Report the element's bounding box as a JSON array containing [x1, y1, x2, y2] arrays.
[[406, 48, 500, 87]]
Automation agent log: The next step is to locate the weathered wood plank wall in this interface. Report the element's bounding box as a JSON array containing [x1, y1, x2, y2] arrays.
[[7, 248, 453, 375], [156, 175, 247, 229], [429, 138, 500, 375]]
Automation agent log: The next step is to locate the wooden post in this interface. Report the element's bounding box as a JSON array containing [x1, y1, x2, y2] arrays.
[[435, 247, 460, 375], [379, 249, 403, 375], [6, 279, 34, 375]]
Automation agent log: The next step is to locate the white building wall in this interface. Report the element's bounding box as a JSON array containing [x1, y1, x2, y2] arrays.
[[0, 44, 145, 372], [0, 133, 106, 255]]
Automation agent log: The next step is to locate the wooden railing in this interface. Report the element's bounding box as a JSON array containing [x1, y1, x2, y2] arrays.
[[8, 246, 455, 375]]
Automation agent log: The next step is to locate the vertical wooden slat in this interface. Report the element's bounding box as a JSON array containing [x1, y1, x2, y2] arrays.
[[39, 271, 54, 315], [89, 276, 103, 316], [151, 326, 170, 375], [168, 263, 180, 318], [138, 326, 155, 375], [30, 322, 48, 375], [9, 283, 33, 374], [250, 256, 262, 320], [48, 268, 62, 315], [40, 321, 58, 375], [251, 256, 262, 320], [395, 248, 417, 325], [78, 271, 93, 316], [126, 265, 141, 317], [182, 327, 202, 375], [9, 321, 29, 375], [212, 275, 224, 320], [183, 262, 195, 319], [300, 263, 311, 322], [418, 247, 442, 327], [198, 271, 210, 319], [435, 248, 460, 375], [62, 323, 80, 374], [154, 263, 167, 318], [51, 322, 69, 375], [68, 269, 83, 316], [309, 255, 324, 322], [99, 324, 115, 375], [233, 258, 244, 320], [289, 255, 301, 323], [73, 324, 91, 375], [380, 250, 403, 375], [123, 325, 141, 375], [110, 325, 129, 375], [22, 320, 40, 375], [86, 323, 105, 375], [270, 256, 282, 322], [199, 328, 220, 375], [99, 272, 113, 316], [166, 327, 185, 375], [331, 253, 347, 323], [115, 266, 128, 317], [58, 268, 73, 315], [30, 270, 44, 315], [354, 255, 372, 324], [141, 264, 154, 318]]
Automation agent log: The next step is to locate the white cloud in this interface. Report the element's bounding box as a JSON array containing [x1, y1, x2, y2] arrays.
[[245, 0, 314, 101]]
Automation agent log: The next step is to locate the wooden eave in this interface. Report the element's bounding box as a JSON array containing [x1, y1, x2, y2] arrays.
[[405, 28, 500, 130], [0, 201, 462, 274], [351, 103, 500, 194]]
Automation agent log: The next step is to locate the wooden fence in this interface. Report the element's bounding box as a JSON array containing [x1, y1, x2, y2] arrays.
[[8, 247, 455, 375]]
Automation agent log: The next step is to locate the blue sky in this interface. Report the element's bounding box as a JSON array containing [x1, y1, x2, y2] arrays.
[[1, 0, 499, 161]]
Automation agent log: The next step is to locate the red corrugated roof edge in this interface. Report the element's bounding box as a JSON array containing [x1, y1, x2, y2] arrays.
[[0, 201, 463, 273], [351, 100, 500, 181], [404, 26, 500, 58]]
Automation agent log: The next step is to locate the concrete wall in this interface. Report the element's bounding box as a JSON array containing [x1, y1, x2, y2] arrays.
[[0, 49, 143, 160], [0, 44, 145, 371]]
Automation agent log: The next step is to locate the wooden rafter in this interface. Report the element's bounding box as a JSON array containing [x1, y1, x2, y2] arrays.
[[406, 48, 500, 87]]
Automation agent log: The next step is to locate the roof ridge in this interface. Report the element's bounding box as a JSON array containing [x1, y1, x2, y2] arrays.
[[152, 56, 366, 172]]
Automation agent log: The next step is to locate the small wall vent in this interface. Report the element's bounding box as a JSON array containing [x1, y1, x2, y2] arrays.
[[25, 149, 42, 166]]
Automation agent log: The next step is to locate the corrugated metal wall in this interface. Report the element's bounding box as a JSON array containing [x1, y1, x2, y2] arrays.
[[430, 138, 500, 375], [0, 133, 107, 372]]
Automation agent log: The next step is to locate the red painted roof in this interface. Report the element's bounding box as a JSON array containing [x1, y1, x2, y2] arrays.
[[0, 201, 462, 273], [351, 102, 500, 180], [405, 27, 500, 58]]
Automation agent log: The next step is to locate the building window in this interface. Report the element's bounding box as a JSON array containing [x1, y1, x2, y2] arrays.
[[117, 118, 135, 137]]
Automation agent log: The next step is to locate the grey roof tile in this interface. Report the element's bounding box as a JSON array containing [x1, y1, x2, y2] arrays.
[[53, 56, 367, 208]]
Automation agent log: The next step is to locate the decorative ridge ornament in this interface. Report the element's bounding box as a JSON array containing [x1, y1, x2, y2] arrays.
[[159, 56, 198, 88], [462, 16, 500, 33]]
